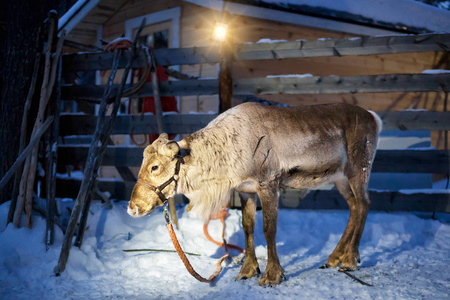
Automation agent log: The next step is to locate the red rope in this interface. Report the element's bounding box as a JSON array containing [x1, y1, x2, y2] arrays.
[[165, 207, 244, 283], [166, 220, 228, 282], [203, 208, 245, 253]]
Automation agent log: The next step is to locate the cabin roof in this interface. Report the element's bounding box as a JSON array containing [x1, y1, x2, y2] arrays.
[[59, 0, 450, 40], [224, 0, 450, 34]]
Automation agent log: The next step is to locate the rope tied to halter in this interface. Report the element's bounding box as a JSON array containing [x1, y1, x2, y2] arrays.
[[138, 153, 231, 283]]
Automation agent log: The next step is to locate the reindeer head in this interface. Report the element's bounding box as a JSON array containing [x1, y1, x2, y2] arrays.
[[128, 134, 181, 217]]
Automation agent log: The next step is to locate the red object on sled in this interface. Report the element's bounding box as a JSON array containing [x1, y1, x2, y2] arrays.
[[141, 64, 178, 143], [102, 40, 178, 145]]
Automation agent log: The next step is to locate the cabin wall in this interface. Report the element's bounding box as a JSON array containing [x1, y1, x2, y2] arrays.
[[65, 0, 447, 158], [92, 0, 444, 113]]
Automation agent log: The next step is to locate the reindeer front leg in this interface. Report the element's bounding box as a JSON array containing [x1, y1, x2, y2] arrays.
[[258, 185, 285, 286], [236, 193, 260, 280]]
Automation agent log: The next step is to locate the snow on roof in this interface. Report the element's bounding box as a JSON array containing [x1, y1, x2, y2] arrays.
[[192, 0, 450, 34], [255, 0, 450, 33]]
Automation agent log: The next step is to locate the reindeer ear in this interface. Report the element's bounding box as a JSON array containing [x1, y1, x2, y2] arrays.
[[159, 133, 169, 140], [143, 145, 156, 157], [163, 140, 180, 158]]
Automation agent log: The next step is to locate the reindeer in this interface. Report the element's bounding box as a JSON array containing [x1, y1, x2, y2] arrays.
[[128, 102, 382, 286]]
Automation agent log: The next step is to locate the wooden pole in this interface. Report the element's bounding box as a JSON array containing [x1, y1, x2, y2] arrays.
[[75, 101, 136, 182], [45, 54, 62, 248], [14, 12, 57, 228], [54, 19, 147, 274], [74, 20, 147, 248], [6, 52, 41, 225], [0, 116, 54, 192], [149, 48, 179, 229], [23, 26, 65, 228], [218, 41, 232, 114], [54, 49, 122, 275]]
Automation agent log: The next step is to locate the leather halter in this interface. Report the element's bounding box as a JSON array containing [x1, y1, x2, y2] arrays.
[[136, 155, 184, 204]]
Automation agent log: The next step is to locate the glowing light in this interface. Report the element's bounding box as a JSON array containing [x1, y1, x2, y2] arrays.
[[212, 22, 228, 42]]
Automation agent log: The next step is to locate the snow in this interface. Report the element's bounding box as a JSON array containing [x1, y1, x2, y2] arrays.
[[422, 69, 450, 74], [261, 0, 450, 33], [187, 0, 450, 33], [266, 74, 313, 78], [1, 200, 450, 299], [256, 38, 288, 43]]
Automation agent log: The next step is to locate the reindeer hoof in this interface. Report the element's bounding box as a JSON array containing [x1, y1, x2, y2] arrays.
[[339, 265, 358, 272], [319, 263, 331, 269], [258, 264, 285, 286], [235, 265, 261, 280]]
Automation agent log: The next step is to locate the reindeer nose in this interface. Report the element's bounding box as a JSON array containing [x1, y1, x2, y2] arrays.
[[127, 203, 141, 217]]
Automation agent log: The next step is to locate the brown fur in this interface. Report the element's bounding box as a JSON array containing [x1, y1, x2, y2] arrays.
[[128, 102, 381, 286]]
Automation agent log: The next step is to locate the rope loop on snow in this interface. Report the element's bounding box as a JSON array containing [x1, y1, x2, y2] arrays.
[[164, 204, 228, 283]]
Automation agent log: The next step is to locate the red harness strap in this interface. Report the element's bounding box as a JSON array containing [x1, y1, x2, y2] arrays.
[[203, 208, 245, 254]]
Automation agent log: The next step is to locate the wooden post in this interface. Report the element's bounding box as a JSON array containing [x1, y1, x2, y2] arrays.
[[6, 52, 41, 225], [444, 92, 448, 150], [0, 117, 54, 192], [149, 49, 179, 229], [76, 100, 136, 182], [54, 19, 147, 275], [218, 41, 232, 114], [54, 49, 122, 275], [45, 54, 62, 248], [74, 20, 148, 249], [14, 11, 58, 228]]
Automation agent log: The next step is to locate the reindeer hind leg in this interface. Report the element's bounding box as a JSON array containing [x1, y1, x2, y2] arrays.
[[323, 177, 361, 269], [339, 174, 371, 271]]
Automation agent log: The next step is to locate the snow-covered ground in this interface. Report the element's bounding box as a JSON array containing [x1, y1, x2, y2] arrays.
[[1, 200, 449, 299]]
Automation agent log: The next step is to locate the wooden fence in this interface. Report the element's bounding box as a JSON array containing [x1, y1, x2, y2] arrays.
[[58, 32, 450, 212]]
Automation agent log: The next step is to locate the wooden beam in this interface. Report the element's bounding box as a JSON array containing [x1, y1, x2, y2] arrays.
[[61, 79, 218, 99], [58, 111, 450, 136], [59, 113, 216, 136], [373, 150, 450, 173], [232, 74, 450, 95], [219, 43, 233, 113], [56, 177, 136, 201], [0, 116, 54, 191], [278, 189, 450, 213], [55, 178, 450, 213], [236, 33, 450, 60], [380, 111, 450, 131], [61, 33, 450, 71], [61, 73, 450, 100], [57, 146, 450, 174]]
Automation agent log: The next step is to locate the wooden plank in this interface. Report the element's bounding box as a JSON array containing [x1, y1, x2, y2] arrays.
[[372, 150, 450, 174], [380, 111, 450, 131], [56, 177, 136, 200], [61, 79, 219, 99], [0, 116, 54, 191], [58, 145, 144, 167], [59, 113, 216, 136], [236, 33, 450, 60], [278, 189, 450, 213], [232, 74, 450, 95], [61, 33, 450, 71], [57, 146, 450, 174], [62, 47, 219, 71], [61, 73, 450, 100], [58, 110, 450, 136], [55, 178, 450, 213]]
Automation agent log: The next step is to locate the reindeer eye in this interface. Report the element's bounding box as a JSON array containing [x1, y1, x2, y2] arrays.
[[151, 165, 159, 171]]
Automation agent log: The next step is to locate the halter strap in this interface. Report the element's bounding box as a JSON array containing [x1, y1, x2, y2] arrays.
[[136, 155, 184, 204]]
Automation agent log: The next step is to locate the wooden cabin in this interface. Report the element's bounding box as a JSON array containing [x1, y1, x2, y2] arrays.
[[58, 0, 450, 188], [61, 0, 449, 113]]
